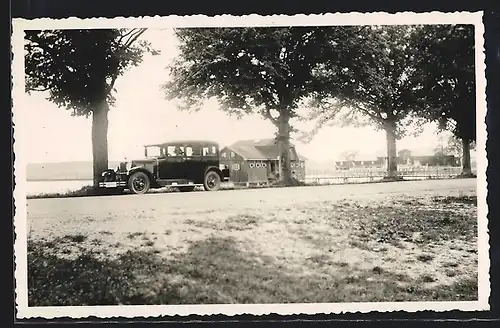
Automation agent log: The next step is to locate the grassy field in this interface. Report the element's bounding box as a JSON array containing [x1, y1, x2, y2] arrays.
[[26, 180, 478, 306]]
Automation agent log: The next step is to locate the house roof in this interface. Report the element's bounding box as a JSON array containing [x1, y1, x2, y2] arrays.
[[224, 138, 303, 161], [228, 145, 269, 160], [232, 138, 287, 147]]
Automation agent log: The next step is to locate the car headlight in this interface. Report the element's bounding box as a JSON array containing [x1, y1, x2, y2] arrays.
[[219, 164, 227, 170]]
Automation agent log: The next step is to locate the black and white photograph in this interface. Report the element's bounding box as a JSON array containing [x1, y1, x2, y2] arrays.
[[12, 11, 489, 319]]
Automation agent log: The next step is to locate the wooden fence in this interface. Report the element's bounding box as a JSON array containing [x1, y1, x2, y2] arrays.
[[304, 166, 476, 185]]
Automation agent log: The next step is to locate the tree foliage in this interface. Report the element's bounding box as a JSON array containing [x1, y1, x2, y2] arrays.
[[410, 24, 476, 142], [306, 26, 423, 134], [165, 27, 334, 119]]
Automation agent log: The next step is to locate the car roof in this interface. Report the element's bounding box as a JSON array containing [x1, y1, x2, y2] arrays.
[[144, 140, 220, 147]]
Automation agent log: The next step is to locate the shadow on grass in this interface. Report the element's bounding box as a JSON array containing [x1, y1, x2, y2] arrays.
[[345, 197, 477, 245], [224, 214, 261, 231], [28, 235, 478, 307], [432, 195, 477, 206]]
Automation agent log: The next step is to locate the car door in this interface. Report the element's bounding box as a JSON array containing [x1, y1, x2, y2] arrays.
[[159, 145, 185, 180], [183, 144, 205, 182]]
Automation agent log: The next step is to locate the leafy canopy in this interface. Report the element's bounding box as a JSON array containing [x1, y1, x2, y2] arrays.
[[164, 27, 343, 125], [25, 28, 158, 117], [303, 25, 425, 140], [410, 24, 476, 141]]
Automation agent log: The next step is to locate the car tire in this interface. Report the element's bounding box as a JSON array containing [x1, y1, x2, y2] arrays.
[[128, 171, 150, 194], [178, 186, 195, 192], [203, 170, 221, 191]]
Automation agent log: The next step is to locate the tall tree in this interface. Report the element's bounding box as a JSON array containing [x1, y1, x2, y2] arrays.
[[303, 25, 424, 178], [164, 27, 352, 185], [410, 24, 476, 176], [25, 28, 158, 186]]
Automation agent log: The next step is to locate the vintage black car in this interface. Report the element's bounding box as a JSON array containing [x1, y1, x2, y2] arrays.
[[99, 140, 230, 194]]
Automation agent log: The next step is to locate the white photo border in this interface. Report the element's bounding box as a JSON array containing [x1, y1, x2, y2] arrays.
[[12, 11, 489, 319]]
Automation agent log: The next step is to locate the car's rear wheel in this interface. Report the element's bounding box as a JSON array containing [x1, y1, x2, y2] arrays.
[[203, 170, 221, 191], [128, 171, 150, 194], [178, 186, 195, 192]]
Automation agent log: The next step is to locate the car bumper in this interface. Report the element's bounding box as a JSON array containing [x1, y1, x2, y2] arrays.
[[99, 181, 127, 188]]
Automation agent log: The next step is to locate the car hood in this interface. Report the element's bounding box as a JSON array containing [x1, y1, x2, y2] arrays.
[[130, 158, 158, 164], [118, 158, 157, 169]]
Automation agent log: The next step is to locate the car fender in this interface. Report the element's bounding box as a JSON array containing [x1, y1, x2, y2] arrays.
[[204, 165, 223, 178], [101, 168, 117, 181], [101, 168, 116, 176], [128, 166, 155, 182]]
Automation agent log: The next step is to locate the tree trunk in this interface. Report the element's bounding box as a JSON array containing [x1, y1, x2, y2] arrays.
[[277, 111, 293, 185], [461, 138, 472, 175], [385, 125, 398, 178], [91, 102, 110, 187]]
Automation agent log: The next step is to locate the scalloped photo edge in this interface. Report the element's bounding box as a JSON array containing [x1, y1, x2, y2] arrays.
[[11, 11, 489, 319]]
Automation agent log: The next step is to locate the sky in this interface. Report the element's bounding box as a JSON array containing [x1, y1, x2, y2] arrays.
[[18, 28, 452, 164]]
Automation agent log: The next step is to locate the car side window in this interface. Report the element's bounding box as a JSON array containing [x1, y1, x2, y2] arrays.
[[176, 146, 185, 156], [185, 146, 193, 157], [167, 146, 176, 157], [201, 145, 218, 156], [191, 145, 202, 156]]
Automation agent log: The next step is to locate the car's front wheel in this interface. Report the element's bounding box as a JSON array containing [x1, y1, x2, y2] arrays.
[[128, 171, 150, 194], [203, 171, 221, 191]]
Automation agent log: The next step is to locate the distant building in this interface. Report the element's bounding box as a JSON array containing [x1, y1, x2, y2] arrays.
[[334, 158, 385, 170], [220, 139, 306, 184], [334, 149, 460, 170], [398, 149, 412, 164]]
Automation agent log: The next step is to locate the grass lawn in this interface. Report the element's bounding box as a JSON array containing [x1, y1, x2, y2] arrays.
[[27, 191, 478, 306]]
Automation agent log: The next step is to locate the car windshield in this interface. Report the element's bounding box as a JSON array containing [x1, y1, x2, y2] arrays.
[[145, 146, 162, 158]]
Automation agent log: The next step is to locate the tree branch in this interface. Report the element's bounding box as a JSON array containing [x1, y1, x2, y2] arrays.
[[357, 26, 369, 34], [106, 28, 148, 92], [122, 28, 147, 49], [26, 86, 51, 92], [118, 29, 136, 44]]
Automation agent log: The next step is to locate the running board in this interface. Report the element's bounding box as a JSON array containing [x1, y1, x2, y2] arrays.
[[156, 179, 202, 187]]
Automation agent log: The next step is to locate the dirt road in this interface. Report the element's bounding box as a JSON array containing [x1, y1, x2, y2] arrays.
[[27, 179, 476, 222], [26, 178, 479, 305]]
